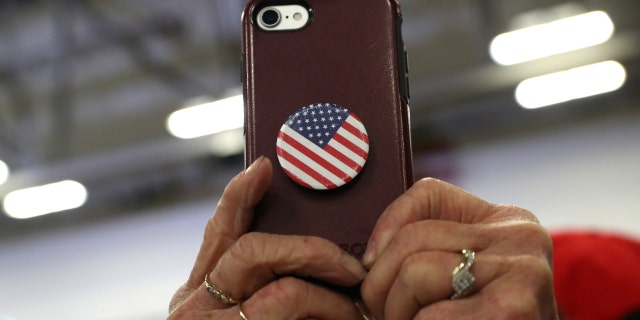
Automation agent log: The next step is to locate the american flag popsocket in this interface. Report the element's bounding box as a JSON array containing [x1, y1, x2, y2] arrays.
[[276, 103, 370, 190]]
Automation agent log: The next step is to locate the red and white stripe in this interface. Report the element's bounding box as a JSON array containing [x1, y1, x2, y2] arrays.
[[276, 114, 369, 190]]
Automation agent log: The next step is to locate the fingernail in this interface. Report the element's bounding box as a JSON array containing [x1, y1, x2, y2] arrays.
[[244, 156, 264, 175], [363, 229, 394, 268], [362, 241, 376, 267], [341, 253, 367, 281]]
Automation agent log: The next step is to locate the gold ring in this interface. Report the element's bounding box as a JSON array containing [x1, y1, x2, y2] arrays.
[[355, 299, 374, 320], [204, 273, 240, 304], [238, 302, 249, 320]]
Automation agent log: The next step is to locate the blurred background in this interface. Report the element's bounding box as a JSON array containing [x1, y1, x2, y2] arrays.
[[0, 0, 638, 319]]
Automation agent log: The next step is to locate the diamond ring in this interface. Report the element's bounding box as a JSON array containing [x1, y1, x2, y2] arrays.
[[451, 249, 476, 299]]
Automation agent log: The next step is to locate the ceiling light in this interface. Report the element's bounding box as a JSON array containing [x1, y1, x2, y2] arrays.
[[490, 11, 614, 65], [0, 160, 8, 185], [3, 180, 88, 219], [515, 60, 626, 109], [166, 95, 244, 139]]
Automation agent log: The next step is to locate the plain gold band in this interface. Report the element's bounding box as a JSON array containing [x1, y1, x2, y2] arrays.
[[238, 303, 249, 320]]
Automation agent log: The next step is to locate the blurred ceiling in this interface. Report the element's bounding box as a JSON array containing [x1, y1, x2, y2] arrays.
[[0, 0, 638, 237]]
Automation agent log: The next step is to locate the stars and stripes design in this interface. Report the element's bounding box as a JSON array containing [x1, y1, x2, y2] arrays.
[[276, 103, 370, 190]]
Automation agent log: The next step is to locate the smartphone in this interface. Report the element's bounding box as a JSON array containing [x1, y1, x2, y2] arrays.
[[242, 0, 412, 258]]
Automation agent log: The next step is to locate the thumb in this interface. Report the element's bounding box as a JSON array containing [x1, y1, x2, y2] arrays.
[[186, 156, 272, 290]]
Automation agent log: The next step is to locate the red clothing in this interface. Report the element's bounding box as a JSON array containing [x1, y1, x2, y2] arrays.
[[552, 232, 640, 320]]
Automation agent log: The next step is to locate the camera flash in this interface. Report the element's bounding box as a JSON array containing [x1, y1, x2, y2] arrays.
[[293, 12, 302, 21]]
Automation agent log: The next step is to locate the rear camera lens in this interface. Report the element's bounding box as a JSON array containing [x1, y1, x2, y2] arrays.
[[260, 8, 280, 27]]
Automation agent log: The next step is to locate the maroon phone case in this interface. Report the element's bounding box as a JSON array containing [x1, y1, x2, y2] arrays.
[[242, 0, 413, 257]]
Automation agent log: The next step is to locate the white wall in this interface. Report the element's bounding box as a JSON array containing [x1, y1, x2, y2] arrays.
[[1, 113, 638, 320], [0, 199, 216, 320], [452, 112, 640, 238]]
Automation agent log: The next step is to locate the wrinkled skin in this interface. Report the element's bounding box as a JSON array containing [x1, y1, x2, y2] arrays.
[[168, 157, 366, 320], [169, 157, 559, 319], [360, 177, 559, 319]]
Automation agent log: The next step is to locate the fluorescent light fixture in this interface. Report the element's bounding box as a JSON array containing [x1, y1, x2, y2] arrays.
[[490, 11, 614, 65], [0, 160, 8, 185], [166, 95, 244, 139], [515, 61, 626, 109], [3, 180, 88, 219]]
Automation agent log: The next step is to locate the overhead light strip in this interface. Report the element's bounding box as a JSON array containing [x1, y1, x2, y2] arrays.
[[3, 180, 88, 219], [166, 95, 244, 139], [490, 11, 615, 65], [515, 60, 627, 109]]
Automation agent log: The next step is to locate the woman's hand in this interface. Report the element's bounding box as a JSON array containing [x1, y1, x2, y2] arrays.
[[168, 157, 367, 320], [361, 178, 559, 320]]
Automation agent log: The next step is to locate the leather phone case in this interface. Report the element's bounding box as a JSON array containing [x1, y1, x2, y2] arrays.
[[242, 0, 413, 257]]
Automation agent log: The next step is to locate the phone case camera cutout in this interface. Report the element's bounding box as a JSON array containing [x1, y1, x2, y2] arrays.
[[252, 1, 313, 32], [255, 4, 311, 31]]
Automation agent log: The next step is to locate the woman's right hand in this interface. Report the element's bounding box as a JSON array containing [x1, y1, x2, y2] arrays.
[[168, 157, 367, 320]]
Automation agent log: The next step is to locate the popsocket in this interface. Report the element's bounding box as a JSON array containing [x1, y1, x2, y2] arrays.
[[276, 103, 369, 190]]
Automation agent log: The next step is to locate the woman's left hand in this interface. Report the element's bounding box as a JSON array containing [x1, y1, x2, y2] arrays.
[[360, 178, 559, 320]]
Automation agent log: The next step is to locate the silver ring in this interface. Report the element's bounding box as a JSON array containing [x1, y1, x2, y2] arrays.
[[238, 303, 249, 320], [204, 273, 240, 304], [451, 249, 476, 299]]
